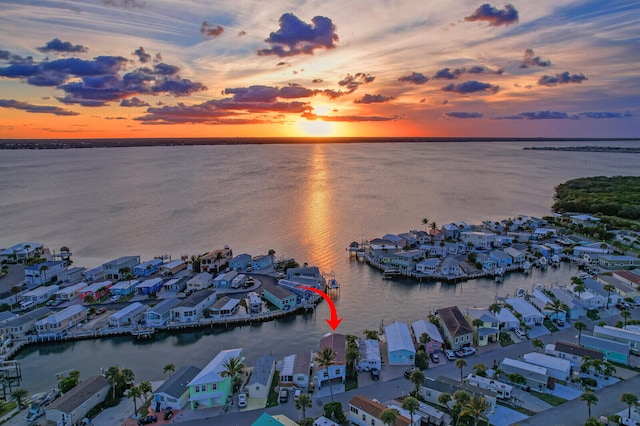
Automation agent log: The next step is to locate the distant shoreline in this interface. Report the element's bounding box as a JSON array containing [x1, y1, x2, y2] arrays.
[[524, 146, 640, 153], [0, 137, 638, 150]]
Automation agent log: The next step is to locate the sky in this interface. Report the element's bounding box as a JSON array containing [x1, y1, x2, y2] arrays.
[[0, 0, 638, 139]]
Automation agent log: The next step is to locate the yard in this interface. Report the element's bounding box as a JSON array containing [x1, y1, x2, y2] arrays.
[[530, 390, 568, 406]]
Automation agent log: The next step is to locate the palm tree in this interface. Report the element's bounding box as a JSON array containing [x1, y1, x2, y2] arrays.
[[410, 369, 425, 396], [419, 332, 431, 345], [602, 361, 616, 379], [127, 385, 142, 416], [531, 338, 544, 352], [10, 388, 28, 410], [602, 284, 615, 309], [422, 217, 429, 231], [122, 368, 135, 388], [402, 396, 420, 424], [453, 390, 471, 425], [139, 381, 152, 401], [380, 408, 399, 426], [455, 358, 467, 382], [39, 264, 49, 284], [620, 310, 632, 327], [221, 356, 245, 393], [438, 392, 452, 412], [363, 329, 380, 340], [488, 303, 502, 314], [163, 363, 175, 375], [574, 321, 588, 341], [620, 393, 638, 418], [460, 396, 490, 426], [315, 347, 337, 402], [544, 298, 567, 323], [346, 345, 361, 379], [104, 365, 122, 399], [492, 367, 504, 380], [295, 393, 312, 423], [507, 373, 526, 387], [472, 363, 488, 377], [580, 390, 598, 418], [573, 284, 586, 300], [430, 221, 438, 243]]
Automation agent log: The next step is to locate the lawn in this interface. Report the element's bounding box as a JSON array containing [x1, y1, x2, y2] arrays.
[[0, 401, 16, 417], [499, 331, 514, 346], [530, 390, 568, 406], [266, 373, 280, 407], [587, 310, 600, 320], [497, 400, 536, 416], [543, 320, 559, 333]]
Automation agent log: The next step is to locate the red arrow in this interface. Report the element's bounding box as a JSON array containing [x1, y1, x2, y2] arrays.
[[300, 286, 343, 330]]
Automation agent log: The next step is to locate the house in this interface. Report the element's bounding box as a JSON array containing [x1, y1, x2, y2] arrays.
[[348, 395, 413, 426], [437, 306, 474, 350], [45, 375, 109, 425], [531, 244, 551, 258], [397, 232, 418, 247], [598, 255, 640, 270], [369, 237, 402, 251], [213, 271, 239, 289], [0, 242, 43, 263], [391, 250, 425, 272], [286, 266, 325, 288], [499, 358, 549, 391], [144, 298, 182, 327], [530, 289, 566, 322], [317, 333, 346, 391], [416, 258, 439, 275], [199, 247, 233, 273], [494, 235, 516, 247], [81, 266, 104, 283], [188, 348, 243, 409], [505, 298, 544, 326], [522, 352, 572, 381], [252, 413, 300, 426], [35, 305, 87, 338], [490, 250, 512, 267], [534, 228, 557, 239], [420, 376, 497, 414], [474, 252, 496, 271], [24, 260, 67, 287], [79, 281, 113, 301], [136, 278, 164, 295], [613, 270, 640, 288], [384, 322, 416, 365], [494, 307, 520, 331], [570, 214, 601, 227], [262, 283, 297, 311], [313, 417, 340, 426], [102, 256, 141, 280], [2, 307, 50, 338], [580, 334, 629, 365], [60, 266, 86, 284], [467, 308, 499, 347], [21, 285, 60, 304], [571, 279, 607, 309], [108, 280, 140, 296], [171, 289, 216, 323], [357, 339, 381, 372], [133, 258, 163, 278], [210, 297, 240, 318], [187, 272, 214, 292], [279, 351, 312, 390], [464, 374, 513, 400], [159, 259, 187, 276], [583, 278, 623, 307], [247, 355, 275, 400], [153, 365, 201, 411], [548, 287, 586, 319], [461, 231, 496, 249], [547, 342, 603, 366], [411, 319, 444, 354], [229, 253, 252, 271], [593, 325, 640, 353], [164, 276, 188, 293], [250, 254, 274, 271], [247, 292, 262, 314], [440, 256, 462, 276], [108, 302, 147, 327], [597, 275, 639, 300], [441, 223, 461, 240]]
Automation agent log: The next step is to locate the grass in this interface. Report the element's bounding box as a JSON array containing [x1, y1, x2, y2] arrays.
[[266, 373, 280, 407], [530, 390, 568, 406], [544, 320, 559, 332], [499, 332, 515, 346], [497, 400, 536, 416], [345, 377, 358, 392], [587, 310, 600, 320], [0, 402, 16, 417]]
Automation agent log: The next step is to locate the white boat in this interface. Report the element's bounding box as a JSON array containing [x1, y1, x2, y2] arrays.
[[551, 254, 560, 266], [539, 257, 548, 269], [495, 267, 505, 276], [328, 278, 340, 289], [522, 261, 532, 273], [382, 269, 401, 279], [516, 288, 527, 297]]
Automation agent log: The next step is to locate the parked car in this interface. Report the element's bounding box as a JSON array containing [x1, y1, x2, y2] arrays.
[[51, 299, 63, 306], [110, 295, 121, 302], [97, 307, 107, 315], [429, 352, 440, 363], [44, 389, 61, 404], [137, 415, 157, 425], [444, 349, 456, 361], [294, 389, 302, 400], [163, 407, 173, 420], [237, 393, 247, 408], [404, 367, 419, 379], [554, 318, 565, 327], [279, 388, 289, 403], [370, 368, 380, 381], [515, 329, 527, 340], [460, 347, 476, 357]]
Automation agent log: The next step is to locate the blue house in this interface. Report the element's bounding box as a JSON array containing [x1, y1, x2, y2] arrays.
[[531, 244, 551, 258], [229, 254, 252, 271], [109, 280, 140, 296], [384, 322, 416, 365], [136, 278, 164, 295], [250, 255, 274, 271], [134, 259, 164, 278], [475, 253, 497, 271], [489, 250, 512, 267], [580, 334, 628, 365]]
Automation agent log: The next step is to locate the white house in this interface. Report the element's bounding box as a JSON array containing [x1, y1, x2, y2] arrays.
[[279, 351, 312, 390], [21, 285, 60, 304], [24, 261, 67, 287], [348, 395, 415, 426], [522, 352, 571, 381], [500, 358, 549, 391], [384, 322, 416, 365], [171, 290, 216, 323], [247, 355, 275, 400], [187, 272, 213, 291], [461, 231, 496, 249], [416, 258, 439, 275], [152, 365, 201, 411], [35, 305, 87, 338], [109, 302, 147, 327], [357, 339, 381, 372], [144, 298, 182, 327], [440, 256, 462, 276], [494, 308, 520, 331], [54, 282, 88, 301], [213, 271, 239, 289], [45, 376, 109, 426], [505, 298, 544, 326], [247, 292, 262, 314]]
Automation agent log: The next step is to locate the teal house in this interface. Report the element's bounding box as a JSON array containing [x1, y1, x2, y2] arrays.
[[187, 348, 243, 409]]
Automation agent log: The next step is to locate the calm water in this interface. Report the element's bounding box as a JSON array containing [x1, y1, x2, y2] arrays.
[[1, 140, 638, 390]]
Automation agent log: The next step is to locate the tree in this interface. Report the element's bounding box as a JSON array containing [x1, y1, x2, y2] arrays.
[[127, 385, 142, 416], [453, 390, 471, 424], [122, 368, 135, 388], [580, 390, 598, 419], [455, 358, 467, 382], [419, 332, 431, 345], [402, 396, 420, 424], [380, 408, 399, 426], [346, 345, 361, 379], [221, 356, 245, 393], [488, 303, 502, 314], [84, 294, 96, 304], [415, 350, 429, 370], [295, 393, 313, 423], [507, 373, 526, 386], [104, 365, 122, 399], [620, 393, 638, 418], [190, 255, 201, 274], [620, 310, 632, 327], [602, 284, 616, 309], [268, 249, 276, 257], [573, 284, 586, 300], [10, 388, 28, 410], [531, 338, 544, 352], [544, 298, 568, 323], [363, 329, 379, 340], [422, 217, 429, 231], [59, 370, 80, 393], [460, 396, 490, 426], [574, 321, 588, 341], [163, 363, 175, 375], [410, 369, 425, 397], [315, 347, 337, 402], [39, 264, 49, 284], [139, 381, 152, 401], [438, 392, 452, 412], [472, 363, 488, 377], [88, 306, 97, 317]]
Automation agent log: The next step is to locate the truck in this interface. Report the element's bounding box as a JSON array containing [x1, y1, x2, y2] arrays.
[[26, 389, 61, 421], [465, 374, 513, 400]]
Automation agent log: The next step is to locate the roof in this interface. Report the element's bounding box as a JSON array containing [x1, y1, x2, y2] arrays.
[[494, 308, 519, 325], [47, 375, 109, 413], [212, 296, 240, 311], [358, 339, 381, 360], [505, 298, 545, 319], [581, 334, 629, 353], [161, 259, 186, 269], [146, 297, 182, 315], [468, 308, 498, 324], [523, 352, 571, 372], [109, 280, 140, 291], [83, 280, 112, 293], [102, 256, 140, 267], [423, 376, 497, 399], [5, 307, 51, 327], [613, 270, 640, 285], [411, 319, 444, 344], [137, 278, 164, 289], [110, 302, 147, 320], [504, 247, 524, 257], [598, 275, 636, 293], [281, 351, 311, 377], [178, 289, 215, 308], [385, 322, 416, 354], [189, 348, 243, 386], [437, 306, 473, 337], [594, 325, 640, 343], [154, 366, 200, 399], [25, 260, 65, 271], [36, 304, 85, 326], [55, 282, 88, 294], [23, 285, 60, 296], [134, 258, 163, 269], [318, 333, 346, 365], [349, 395, 411, 426], [252, 412, 298, 426], [249, 355, 275, 386], [501, 358, 548, 376], [263, 282, 295, 300], [490, 250, 511, 261], [554, 342, 604, 360]]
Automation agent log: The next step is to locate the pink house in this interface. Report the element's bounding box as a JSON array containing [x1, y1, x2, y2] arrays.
[[79, 281, 113, 300], [411, 319, 444, 354]]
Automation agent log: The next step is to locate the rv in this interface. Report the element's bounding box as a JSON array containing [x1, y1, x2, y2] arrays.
[[465, 374, 513, 399]]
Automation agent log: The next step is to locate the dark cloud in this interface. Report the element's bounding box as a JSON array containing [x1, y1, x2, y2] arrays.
[[467, 65, 503, 75], [464, 3, 519, 26], [519, 48, 551, 69], [338, 73, 375, 94], [257, 13, 338, 57], [222, 84, 320, 103], [201, 22, 224, 37], [444, 111, 483, 119], [312, 78, 323, 83], [238, 31, 247, 37], [102, 0, 145, 9], [0, 99, 78, 115], [354, 94, 394, 104], [579, 111, 632, 119], [0, 50, 35, 65], [433, 67, 464, 79], [120, 97, 149, 107], [301, 111, 397, 122], [321, 89, 344, 99], [276, 61, 288, 66], [441, 80, 499, 94], [398, 72, 428, 84], [538, 72, 587, 86], [496, 110, 580, 120], [133, 47, 151, 63], [37, 38, 88, 54], [104, 116, 127, 120]]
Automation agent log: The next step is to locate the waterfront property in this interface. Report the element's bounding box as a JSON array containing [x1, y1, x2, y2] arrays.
[[209, 296, 240, 318], [548, 287, 586, 320], [437, 306, 474, 350], [279, 351, 313, 390], [317, 333, 346, 391], [199, 248, 233, 274], [490, 250, 512, 267], [54, 282, 88, 301], [530, 289, 567, 322], [2, 307, 51, 338], [285, 266, 325, 288], [171, 289, 216, 323], [583, 278, 624, 307], [144, 298, 182, 327], [522, 352, 572, 381], [163, 276, 188, 292], [108, 279, 140, 296], [45, 375, 109, 425], [494, 308, 520, 331], [467, 308, 499, 347], [187, 272, 213, 292], [0, 242, 43, 263], [461, 231, 496, 250], [159, 259, 187, 276], [133, 258, 163, 278], [153, 365, 201, 411], [79, 280, 113, 301], [357, 339, 381, 372], [102, 256, 141, 280], [136, 277, 164, 295], [440, 256, 462, 277], [384, 322, 416, 365], [247, 292, 262, 314], [262, 283, 297, 311], [500, 358, 549, 391], [505, 298, 544, 326], [229, 253, 252, 271], [504, 247, 525, 264], [348, 395, 414, 426], [81, 265, 104, 283], [20, 285, 60, 304], [35, 305, 87, 338], [420, 376, 497, 414], [546, 341, 604, 366], [411, 319, 444, 354], [187, 347, 243, 409], [598, 255, 640, 270], [247, 355, 275, 401], [109, 302, 147, 327], [24, 260, 67, 287], [213, 271, 239, 289], [251, 254, 275, 271]]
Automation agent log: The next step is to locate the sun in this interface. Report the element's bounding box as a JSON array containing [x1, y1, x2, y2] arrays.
[[299, 119, 334, 137]]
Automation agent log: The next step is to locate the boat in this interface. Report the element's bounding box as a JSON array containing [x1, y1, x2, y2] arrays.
[[522, 261, 531, 273], [494, 267, 504, 281], [539, 257, 548, 269], [356, 249, 366, 262], [382, 268, 401, 279], [516, 288, 527, 297], [551, 254, 560, 266], [328, 278, 340, 289]]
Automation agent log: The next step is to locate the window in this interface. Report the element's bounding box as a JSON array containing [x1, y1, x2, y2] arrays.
[[351, 407, 359, 414], [362, 414, 366, 421]]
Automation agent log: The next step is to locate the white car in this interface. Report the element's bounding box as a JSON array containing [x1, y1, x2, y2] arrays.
[[515, 329, 528, 340], [237, 393, 247, 408], [294, 389, 302, 400], [444, 349, 456, 361]]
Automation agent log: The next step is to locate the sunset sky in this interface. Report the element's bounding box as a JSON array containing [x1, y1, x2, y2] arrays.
[[0, 0, 638, 139]]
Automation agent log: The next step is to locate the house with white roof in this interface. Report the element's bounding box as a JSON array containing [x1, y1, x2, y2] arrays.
[[164, 276, 188, 293], [82, 266, 104, 283], [500, 358, 549, 391], [391, 250, 425, 272], [357, 339, 381, 372], [153, 365, 200, 411], [348, 395, 415, 426], [24, 261, 67, 287], [440, 256, 462, 276], [171, 289, 216, 323], [45, 375, 109, 426], [279, 351, 313, 390], [133, 258, 163, 278], [522, 352, 571, 381], [159, 259, 187, 276], [317, 333, 347, 391], [187, 272, 213, 291], [2, 307, 50, 338], [494, 307, 520, 331], [109, 302, 147, 327], [187, 348, 243, 409], [583, 278, 623, 306], [416, 258, 439, 275], [247, 355, 275, 400], [144, 298, 182, 327], [21, 285, 60, 304], [467, 308, 499, 347], [420, 376, 497, 414], [136, 278, 164, 295], [505, 298, 544, 326], [209, 297, 240, 317], [530, 289, 566, 322], [213, 271, 239, 289], [461, 231, 496, 249], [35, 305, 86, 338], [411, 319, 444, 354], [384, 322, 416, 365]]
